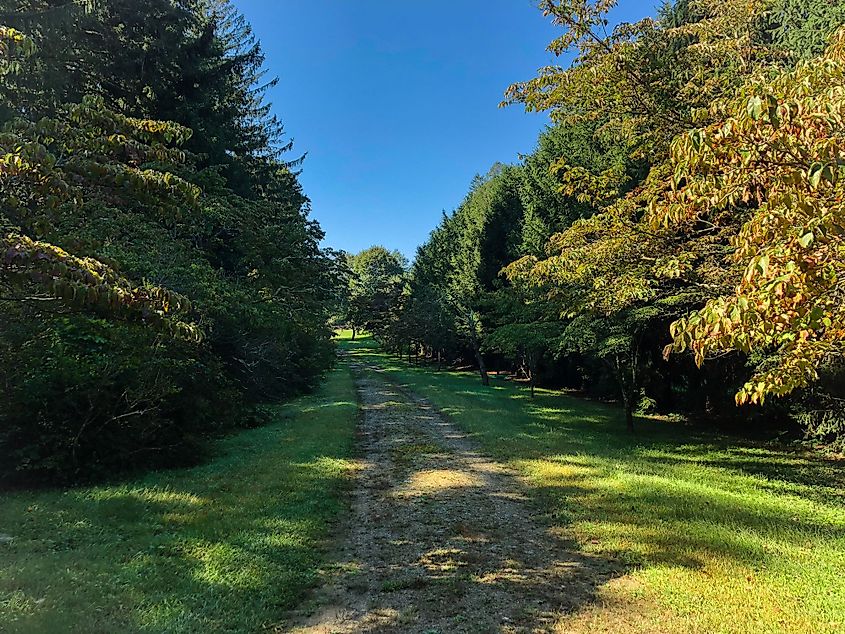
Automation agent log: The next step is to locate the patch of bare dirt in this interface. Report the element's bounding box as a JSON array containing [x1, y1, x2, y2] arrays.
[[281, 363, 618, 633]]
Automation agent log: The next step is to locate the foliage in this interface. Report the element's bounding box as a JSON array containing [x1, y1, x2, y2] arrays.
[[791, 360, 845, 452], [0, 4, 341, 483], [447, 165, 525, 299], [484, 320, 561, 396], [1, 95, 201, 336], [343, 246, 407, 339], [396, 166, 528, 383], [502, 0, 776, 162], [0, 0, 290, 193], [518, 120, 630, 256], [0, 313, 232, 481], [493, 0, 845, 439], [769, 0, 845, 59], [660, 27, 845, 405], [391, 0, 845, 446]]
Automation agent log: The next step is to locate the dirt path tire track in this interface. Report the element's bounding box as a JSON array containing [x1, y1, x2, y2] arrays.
[[284, 362, 617, 633]]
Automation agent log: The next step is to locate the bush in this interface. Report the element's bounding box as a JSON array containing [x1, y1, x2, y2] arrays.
[[0, 312, 240, 485], [791, 362, 845, 452]]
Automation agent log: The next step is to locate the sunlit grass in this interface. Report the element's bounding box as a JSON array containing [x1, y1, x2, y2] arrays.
[[0, 364, 358, 634], [343, 334, 845, 634]]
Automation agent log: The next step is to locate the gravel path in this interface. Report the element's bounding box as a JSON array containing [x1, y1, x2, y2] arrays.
[[284, 363, 614, 633]]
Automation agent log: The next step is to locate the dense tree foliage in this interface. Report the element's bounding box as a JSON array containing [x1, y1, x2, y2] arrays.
[[380, 0, 845, 447], [342, 246, 407, 341], [5, 0, 845, 484], [0, 2, 342, 483]]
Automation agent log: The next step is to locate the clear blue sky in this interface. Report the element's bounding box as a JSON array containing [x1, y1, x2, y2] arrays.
[[234, 0, 657, 260]]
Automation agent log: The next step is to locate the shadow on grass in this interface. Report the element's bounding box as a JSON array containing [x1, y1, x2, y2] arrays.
[[317, 364, 632, 632], [0, 367, 359, 634], [341, 335, 845, 631]]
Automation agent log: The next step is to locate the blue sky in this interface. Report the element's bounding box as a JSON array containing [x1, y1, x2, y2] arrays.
[[234, 0, 658, 260]]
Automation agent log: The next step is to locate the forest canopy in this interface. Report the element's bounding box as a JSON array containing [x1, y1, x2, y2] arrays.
[[0, 0, 344, 483], [356, 0, 845, 447], [4, 0, 845, 485]]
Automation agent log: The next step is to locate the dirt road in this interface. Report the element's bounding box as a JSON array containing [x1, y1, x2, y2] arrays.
[[285, 363, 614, 633]]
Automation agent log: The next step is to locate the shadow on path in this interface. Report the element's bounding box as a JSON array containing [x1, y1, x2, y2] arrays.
[[283, 363, 625, 634]]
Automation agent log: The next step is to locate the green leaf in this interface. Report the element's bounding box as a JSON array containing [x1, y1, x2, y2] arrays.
[[766, 95, 779, 127], [808, 162, 824, 188], [757, 254, 770, 276], [747, 96, 764, 120], [822, 163, 835, 184]]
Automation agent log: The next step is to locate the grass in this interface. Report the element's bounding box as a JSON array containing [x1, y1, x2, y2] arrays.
[[341, 332, 845, 634], [0, 362, 358, 634]]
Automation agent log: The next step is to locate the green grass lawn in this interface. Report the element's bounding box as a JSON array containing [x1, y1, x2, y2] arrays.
[[0, 362, 358, 634], [342, 333, 845, 634]]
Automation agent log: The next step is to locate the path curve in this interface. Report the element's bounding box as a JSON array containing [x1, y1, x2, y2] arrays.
[[284, 363, 614, 633]]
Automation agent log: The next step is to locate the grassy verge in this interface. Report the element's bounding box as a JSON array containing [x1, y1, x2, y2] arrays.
[[0, 362, 358, 634], [343, 333, 845, 634]]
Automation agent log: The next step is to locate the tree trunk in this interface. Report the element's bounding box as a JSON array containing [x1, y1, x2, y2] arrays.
[[475, 348, 490, 386], [623, 395, 635, 433], [608, 353, 637, 434], [351, 327, 356, 341]]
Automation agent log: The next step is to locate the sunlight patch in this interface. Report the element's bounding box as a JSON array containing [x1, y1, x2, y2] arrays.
[[80, 486, 207, 507], [515, 457, 598, 483], [394, 468, 483, 497], [418, 547, 469, 572], [137, 598, 192, 632], [0, 590, 38, 617], [185, 541, 270, 590]]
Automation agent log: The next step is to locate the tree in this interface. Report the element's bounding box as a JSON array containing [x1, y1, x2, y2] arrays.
[[518, 120, 627, 256], [495, 0, 779, 427], [769, 0, 845, 60], [0, 93, 201, 336], [456, 305, 490, 386], [504, 196, 701, 430], [345, 246, 407, 340], [502, 0, 779, 171], [659, 26, 845, 405], [0, 9, 342, 482], [485, 321, 561, 397]]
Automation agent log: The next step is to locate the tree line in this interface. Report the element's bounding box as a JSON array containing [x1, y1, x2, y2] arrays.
[[0, 1, 345, 484], [341, 0, 845, 446]]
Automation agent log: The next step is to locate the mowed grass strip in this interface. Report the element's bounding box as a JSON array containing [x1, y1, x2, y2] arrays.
[[0, 363, 358, 634], [342, 333, 845, 634]]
